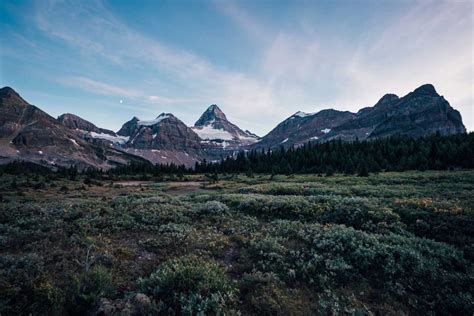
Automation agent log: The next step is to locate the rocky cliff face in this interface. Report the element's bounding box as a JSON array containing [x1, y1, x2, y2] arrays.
[[125, 113, 202, 151], [114, 113, 202, 166], [0, 87, 147, 169], [254, 109, 355, 149], [320, 84, 466, 142], [255, 84, 466, 149], [58, 113, 115, 135], [59, 113, 129, 145], [117, 117, 140, 137]]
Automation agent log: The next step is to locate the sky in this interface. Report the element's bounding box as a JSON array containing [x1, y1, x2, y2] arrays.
[[0, 0, 473, 136]]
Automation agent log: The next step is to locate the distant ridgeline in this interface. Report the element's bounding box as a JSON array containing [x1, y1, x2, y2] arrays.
[[195, 133, 474, 175], [2, 132, 473, 176]]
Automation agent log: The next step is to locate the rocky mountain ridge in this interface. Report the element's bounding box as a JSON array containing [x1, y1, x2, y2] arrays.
[[254, 84, 466, 149], [116, 113, 203, 166], [0, 84, 467, 168], [0, 87, 147, 169]]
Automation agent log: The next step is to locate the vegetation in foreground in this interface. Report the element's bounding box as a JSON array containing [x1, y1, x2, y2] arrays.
[[0, 170, 473, 315]]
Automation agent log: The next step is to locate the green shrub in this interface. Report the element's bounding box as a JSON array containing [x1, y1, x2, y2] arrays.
[[239, 271, 314, 314], [67, 265, 113, 315], [139, 256, 236, 315], [139, 223, 195, 251], [392, 200, 474, 256], [0, 254, 63, 315], [249, 222, 474, 314], [235, 195, 319, 220], [195, 201, 230, 216], [313, 197, 406, 234], [239, 183, 307, 195]]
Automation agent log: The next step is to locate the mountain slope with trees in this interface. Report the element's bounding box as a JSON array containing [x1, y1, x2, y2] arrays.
[[196, 133, 474, 175]]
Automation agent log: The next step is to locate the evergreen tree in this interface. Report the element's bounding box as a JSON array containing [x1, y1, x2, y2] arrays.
[[357, 162, 370, 177]]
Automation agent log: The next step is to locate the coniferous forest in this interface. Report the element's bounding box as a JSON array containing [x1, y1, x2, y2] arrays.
[[196, 133, 474, 175]]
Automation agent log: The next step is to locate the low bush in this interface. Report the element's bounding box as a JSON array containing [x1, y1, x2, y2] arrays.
[[194, 200, 230, 216], [0, 254, 63, 315], [0, 171, 472, 314], [235, 195, 320, 220], [66, 265, 113, 315], [248, 222, 474, 314], [139, 256, 236, 314]]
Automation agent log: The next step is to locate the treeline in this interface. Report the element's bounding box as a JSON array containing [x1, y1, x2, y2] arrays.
[[0, 160, 53, 175], [196, 133, 474, 175], [72, 161, 189, 179], [107, 161, 188, 176], [0, 160, 188, 179], [1, 133, 473, 177]]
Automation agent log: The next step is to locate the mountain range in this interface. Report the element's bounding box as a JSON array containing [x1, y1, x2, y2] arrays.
[[255, 84, 465, 149], [0, 84, 466, 169]]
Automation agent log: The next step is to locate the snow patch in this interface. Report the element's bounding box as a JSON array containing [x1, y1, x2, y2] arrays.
[[192, 125, 234, 140], [293, 111, 315, 118], [321, 128, 331, 134], [161, 156, 167, 159], [38, 151, 43, 155], [237, 134, 259, 142], [90, 132, 129, 144], [137, 114, 171, 126], [69, 139, 79, 146], [281, 138, 289, 144], [130, 131, 141, 144], [310, 136, 319, 140]]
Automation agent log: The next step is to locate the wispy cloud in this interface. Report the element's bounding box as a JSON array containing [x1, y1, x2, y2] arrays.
[[34, 0, 284, 131], [62, 76, 141, 98], [61, 76, 202, 106], [339, 1, 473, 114], [237, 0, 473, 130], [31, 0, 473, 134], [213, 0, 269, 41]]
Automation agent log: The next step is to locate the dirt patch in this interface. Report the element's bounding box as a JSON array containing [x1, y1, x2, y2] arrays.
[[162, 181, 208, 195], [114, 181, 155, 186]]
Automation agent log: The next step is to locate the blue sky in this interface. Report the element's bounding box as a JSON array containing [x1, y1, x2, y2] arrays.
[[1, 0, 472, 135]]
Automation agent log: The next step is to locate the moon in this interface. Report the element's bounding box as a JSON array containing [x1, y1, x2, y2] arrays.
[[119, 99, 123, 104]]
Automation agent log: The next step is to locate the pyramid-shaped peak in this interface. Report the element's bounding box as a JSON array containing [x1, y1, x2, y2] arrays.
[[195, 104, 228, 126], [413, 84, 438, 97], [206, 104, 227, 119]]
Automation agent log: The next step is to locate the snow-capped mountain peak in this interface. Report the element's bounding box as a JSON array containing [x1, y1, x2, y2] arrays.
[[194, 104, 227, 126], [192, 104, 259, 151]]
